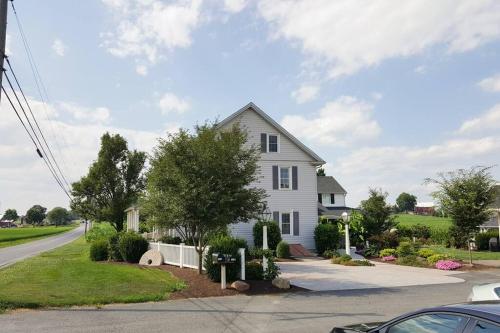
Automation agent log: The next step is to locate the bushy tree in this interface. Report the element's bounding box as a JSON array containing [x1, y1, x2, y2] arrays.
[[425, 166, 496, 248], [71, 133, 146, 231], [396, 192, 417, 212], [316, 168, 326, 176], [2, 209, 18, 221], [25, 205, 47, 226], [141, 122, 266, 273], [47, 207, 71, 226], [359, 189, 396, 239]]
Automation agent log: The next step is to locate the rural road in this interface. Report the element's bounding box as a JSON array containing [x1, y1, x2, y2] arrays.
[[1, 269, 499, 333], [0, 225, 85, 268]]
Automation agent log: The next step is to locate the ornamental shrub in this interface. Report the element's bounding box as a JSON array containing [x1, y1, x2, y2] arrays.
[[368, 231, 399, 249], [264, 258, 280, 280], [396, 241, 414, 257], [427, 254, 448, 265], [363, 245, 379, 258], [475, 230, 499, 251], [90, 240, 109, 261], [159, 235, 182, 245], [435, 260, 462, 270], [245, 262, 264, 280], [417, 248, 435, 258], [118, 232, 149, 263], [410, 224, 431, 239], [429, 228, 451, 245], [205, 235, 247, 282], [276, 241, 290, 258], [314, 223, 340, 254], [396, 225, 412, 238], [396, 255, 424, 267], [379, 248, 396, 258], [253, 220, 282, 251], [332, 254, 352, 264], [322, 249, 340, 259], [108, 233, 122, 261], [85, 223, 116, 243]]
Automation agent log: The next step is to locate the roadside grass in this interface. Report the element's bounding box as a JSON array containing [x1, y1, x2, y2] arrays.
[[429, 245, 500, 261], [394, 214, 452, 230], [0, 237, 185, 312], [0, 225, 77, 248]]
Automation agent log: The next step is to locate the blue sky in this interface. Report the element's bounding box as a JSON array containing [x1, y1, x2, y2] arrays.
[[1, 0, 500, 213]]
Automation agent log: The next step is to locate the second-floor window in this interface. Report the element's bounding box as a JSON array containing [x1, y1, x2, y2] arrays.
[[280, 167, 290, 189], [268, 135, 278, 152]]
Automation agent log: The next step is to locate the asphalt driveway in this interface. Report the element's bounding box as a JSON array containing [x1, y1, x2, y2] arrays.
[[0, 225, 84, 268], [279, 259, 465, 291]]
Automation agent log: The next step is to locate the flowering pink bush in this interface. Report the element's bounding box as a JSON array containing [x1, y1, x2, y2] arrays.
[[435, 260, 462, 270], [382, 255, 396, 262]]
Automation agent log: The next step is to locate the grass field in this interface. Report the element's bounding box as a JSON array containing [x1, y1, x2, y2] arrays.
[[394, 214, 452, 230], [429, 245, 500, 261], [0, 225, 77, 248], [0, 237, 185, 312]]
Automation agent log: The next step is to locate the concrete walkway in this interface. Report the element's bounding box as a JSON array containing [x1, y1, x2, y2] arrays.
[[0, 225, 84, 268], [279, 259, 465, 291]]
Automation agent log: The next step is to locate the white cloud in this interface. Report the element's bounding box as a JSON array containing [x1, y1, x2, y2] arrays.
[[258, 0, 500, 78], [371, 92, 383, 101], [414, 65, 427, 74], [478, 73, 500, 92], [458, 104, 500, 134], [0, 94, 178, 213], [101, 0, 202, 66], [52, 39, 67, 57], [281, 96, 381, 146], [135, 64, 148, 76], [291, 84, 319, 104], [59, 102, 111, 124], [159, 92, 190, 114], [223, 0, 247, 13]]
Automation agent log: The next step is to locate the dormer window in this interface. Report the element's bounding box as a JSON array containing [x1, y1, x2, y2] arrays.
[[261, 133, 279, 153]]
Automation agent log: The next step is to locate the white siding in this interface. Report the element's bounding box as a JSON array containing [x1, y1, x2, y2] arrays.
[[222, 108, 319, 249], [321, 193, 346, 207]]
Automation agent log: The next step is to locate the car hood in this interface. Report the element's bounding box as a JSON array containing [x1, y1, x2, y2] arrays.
[[332, 322, 384, 332]]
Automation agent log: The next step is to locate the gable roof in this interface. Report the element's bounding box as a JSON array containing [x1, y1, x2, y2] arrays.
[[217, 102, 325, 164], [317, 176, 347, 194]]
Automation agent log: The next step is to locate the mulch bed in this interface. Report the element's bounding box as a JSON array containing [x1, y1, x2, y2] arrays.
[[158, 264, 308, 300]]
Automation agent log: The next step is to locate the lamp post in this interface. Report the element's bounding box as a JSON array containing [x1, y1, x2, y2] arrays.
[[341, 211, 351, 256], [260, 205, 271, 271]]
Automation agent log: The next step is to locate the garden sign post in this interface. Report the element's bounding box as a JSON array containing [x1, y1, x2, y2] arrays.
[[263, 225, 268, 271]]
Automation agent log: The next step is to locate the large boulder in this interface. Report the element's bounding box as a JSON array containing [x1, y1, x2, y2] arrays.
[[139, 250, 163, 266], [272, 277, 290, 289], [231, 280, 250, 291]]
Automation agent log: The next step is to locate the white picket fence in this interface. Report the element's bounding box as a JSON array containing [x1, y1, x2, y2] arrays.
[[149, 241, 246, 279]]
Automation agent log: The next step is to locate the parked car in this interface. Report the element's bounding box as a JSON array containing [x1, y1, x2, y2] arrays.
[[331, 302, 500, 332], [468, 283, 500, 302]]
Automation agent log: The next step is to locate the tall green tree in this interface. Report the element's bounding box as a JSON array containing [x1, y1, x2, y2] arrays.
[[25, 205, 47, 226], [2, 209, 18, 221], [141, 123, 266, 273], [47, 207, 71, 226], [396, 192, 417, 212], [359, 188, 396, 239], [425, 166, 496, 248], [71, 133, 146, 231], [316, 168, 326, 176]]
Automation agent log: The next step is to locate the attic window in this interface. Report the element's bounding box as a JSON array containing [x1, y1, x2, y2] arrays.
[[269, 135, 278, 152]]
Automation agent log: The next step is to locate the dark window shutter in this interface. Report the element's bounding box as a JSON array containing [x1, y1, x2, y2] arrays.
[[318, 194, 322, 203], [272, 165, 279, 189], [261, 133, 267, 153], [273, 211, 279, 223], [330, 194, 335, 204], [293, 211, 299, 236], [292, 166, 298, 190]]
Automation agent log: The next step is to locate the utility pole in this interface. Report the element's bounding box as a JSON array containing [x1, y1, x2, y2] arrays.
[[0, 0, 8, 102]]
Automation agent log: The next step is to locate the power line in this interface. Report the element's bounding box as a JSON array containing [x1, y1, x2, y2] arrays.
[[4, 56, 71, 189], [9, 0, 73, 183], [2, 71, 70, 197], [2, 85, 71, 199]]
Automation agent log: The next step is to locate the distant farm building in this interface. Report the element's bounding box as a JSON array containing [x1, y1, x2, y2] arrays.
[[414, 202, 435, 215]]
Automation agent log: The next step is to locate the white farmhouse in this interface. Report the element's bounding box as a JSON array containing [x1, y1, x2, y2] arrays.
[[218, 102, 326, 249]]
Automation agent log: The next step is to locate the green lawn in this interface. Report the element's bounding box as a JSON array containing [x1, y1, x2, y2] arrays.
[[0, 225, 78, 248], [429, 245, 500, 261], [0, 237, 185, 312], [394, 214, 452, 230]]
